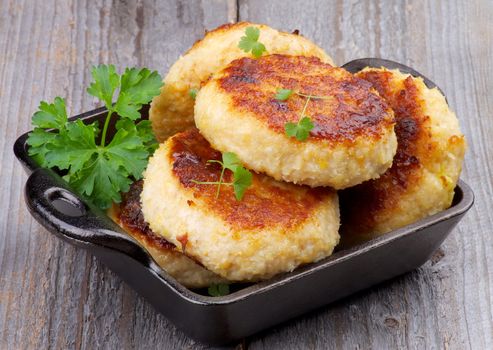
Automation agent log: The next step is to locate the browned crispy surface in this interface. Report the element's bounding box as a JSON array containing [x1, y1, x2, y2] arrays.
[[118, 180, 176, 251], [170, 128, 333, 231], [340, 70, 433, 232], [217, 55, 395, 143]]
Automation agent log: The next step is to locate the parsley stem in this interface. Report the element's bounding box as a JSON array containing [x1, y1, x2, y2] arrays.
[[296, 92, 330, 100], [216, 167, 226, 199], [299, 95, 312, 120], [100, 110, 113, 147], [191, 180, 233, 186]]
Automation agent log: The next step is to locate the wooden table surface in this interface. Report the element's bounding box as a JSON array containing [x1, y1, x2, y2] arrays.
[[1, 0, 492, 349]]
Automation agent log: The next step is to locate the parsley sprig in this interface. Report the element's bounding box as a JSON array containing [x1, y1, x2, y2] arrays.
[[284, 95, 315, 142], [192, 152, 253, 201], [238, 26, 266, 58], [275, 88, 332, 141], [27, 64, 163, 209]]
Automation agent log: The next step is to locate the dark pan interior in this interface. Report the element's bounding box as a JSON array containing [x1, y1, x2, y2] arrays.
[[342, 57, 446, 96]]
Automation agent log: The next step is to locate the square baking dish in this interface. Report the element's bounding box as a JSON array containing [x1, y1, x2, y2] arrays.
[[13, 58, 474, 345]]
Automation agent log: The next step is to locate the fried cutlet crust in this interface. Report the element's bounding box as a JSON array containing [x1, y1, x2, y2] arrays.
[[150, 22, 333, 142], [340, 68, 465, 241], [142, 128, 340, 281], [118, 180, 176, 251], [341, 71, 427, 231], [216, 55, 395, 144], [112, 180, 228, 287], [170, 128, 333, 231]]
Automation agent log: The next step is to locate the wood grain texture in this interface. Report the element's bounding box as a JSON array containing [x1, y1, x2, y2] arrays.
[[0, 0, 492, 349], [240, 0, 493, 349], [0, 1, 234, 349]]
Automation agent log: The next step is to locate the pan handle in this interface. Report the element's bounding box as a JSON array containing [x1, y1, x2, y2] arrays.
[[342, 58, 446, 97], [24, 168, 150, 261]]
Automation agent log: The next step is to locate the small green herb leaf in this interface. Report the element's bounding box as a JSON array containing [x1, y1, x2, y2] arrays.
[[233, 166, 253, 200], [298, 117, 315, 140], [87, 65, 119, 109], [32, 97, 68, 129], [106, 124, 149, 179], [45, 119, 98, 173], [26, 128, 60, 166], [135, 120, 159, 154], [70, 154, 133, 209], [114, 68, 163, 120], [189, 88, 199, 99], [238, 26, 266, 58], [284, 122, 298, 138], [65, 122, 149, 210], [275, 88, 293, 101], [283, 93, 317, 142], [222, 152, 242, 171], [192, 152, 252, 201], [208, 283, 230, 297], [285, 117, 314, 142]]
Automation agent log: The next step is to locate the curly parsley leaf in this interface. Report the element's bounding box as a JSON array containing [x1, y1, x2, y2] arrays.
[[238, 26, 266, 58], [275, 88, 293, 101], [208, 283, 230, 297], [27, 65, 163, 210]]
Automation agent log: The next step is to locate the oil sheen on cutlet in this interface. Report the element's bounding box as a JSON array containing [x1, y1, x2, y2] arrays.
[[340, 71, 432, 230], [217, 55, 395, 144], [170, 128, 333, 231]]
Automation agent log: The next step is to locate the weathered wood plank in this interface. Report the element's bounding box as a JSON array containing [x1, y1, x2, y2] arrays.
[[239, 0, 493, 349], [0, 0, 233, 349], [1, 0, 492, 349]]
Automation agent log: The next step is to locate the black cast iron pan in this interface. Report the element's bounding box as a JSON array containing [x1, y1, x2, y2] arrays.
[[13, 58, 474, 345]]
